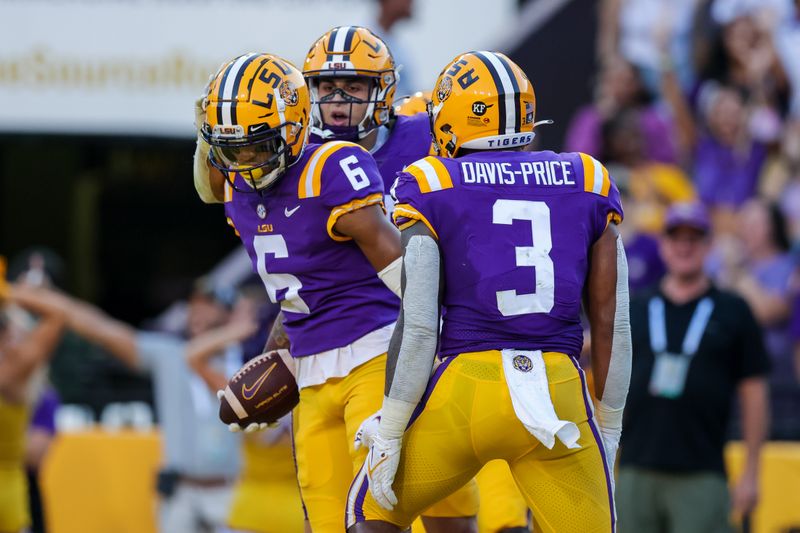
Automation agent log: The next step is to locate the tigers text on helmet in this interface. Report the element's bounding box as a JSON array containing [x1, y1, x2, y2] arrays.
[[429, 51, 536, 158], [201, 53, 310, 192], [303, 26, 398, 141]]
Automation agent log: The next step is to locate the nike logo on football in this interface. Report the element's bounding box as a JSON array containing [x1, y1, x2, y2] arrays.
[[241, 362, 278, 401], [284, 206, 300, 217]]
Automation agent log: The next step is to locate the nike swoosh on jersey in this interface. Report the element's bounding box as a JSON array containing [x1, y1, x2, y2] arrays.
[[241, 362, 278, 401], [284, 205, 301, 217]]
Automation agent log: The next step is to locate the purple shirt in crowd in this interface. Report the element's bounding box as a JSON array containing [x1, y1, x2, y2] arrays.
[[393, 150, 623, 358], [625, 233, 666, 294], [694, 136, 767, 208], [30, 388, 59, 434], [565, 105, 677, 163]]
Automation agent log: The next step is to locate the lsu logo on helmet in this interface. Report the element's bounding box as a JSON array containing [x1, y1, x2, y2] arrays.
[[429, 51, 537, 158], [303, 26, 398, 140], [201, 53, 310, 192]]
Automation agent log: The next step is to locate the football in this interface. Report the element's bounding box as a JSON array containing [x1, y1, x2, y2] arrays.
[[219, 350, 299, 427]]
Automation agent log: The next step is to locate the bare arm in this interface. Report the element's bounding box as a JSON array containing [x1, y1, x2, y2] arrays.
[[732, 377, 769, 516], [187, 320, 257, 392], [586, 224, 622, 400], [333, 204, 402, 272], [11, 285, 139, 369], [732, 274, 791, 326], [263, 311, 290, 352], [1, 292, 66, 401]]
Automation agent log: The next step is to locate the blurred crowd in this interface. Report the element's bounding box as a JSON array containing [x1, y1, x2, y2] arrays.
[[572, 0, 800, 439]]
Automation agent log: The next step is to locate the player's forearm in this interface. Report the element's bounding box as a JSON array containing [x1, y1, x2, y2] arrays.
[[739, 377, 768, 477], [264, 312, 290, 351], [380, 233, 441, 439], [587, 226, 629, 404]]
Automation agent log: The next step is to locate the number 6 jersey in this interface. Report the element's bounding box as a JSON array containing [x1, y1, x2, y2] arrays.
[[224, 141, 399, 358], [392, 150, 623, 358]]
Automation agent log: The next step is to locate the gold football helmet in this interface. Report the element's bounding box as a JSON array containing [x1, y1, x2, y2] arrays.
[[394, 91, 431, 116], [201, 53, 310, 192], [429, 51, 538, 158], [303, 26, 398, 140]]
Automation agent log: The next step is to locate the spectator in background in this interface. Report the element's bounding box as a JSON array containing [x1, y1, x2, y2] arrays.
[[774, 0, 800, 117], [760, 119, 800, 239], [618, 203, 770, 532], [12, 279, 242, 533], [791, 293, 800, 382], [712, 199, 799, 438], [693, 84, 770, 210], [371, 0, 416, 96], [25, 388, 59, 533], [601, 108, 695, 235], [598, 0, 702, 92], [565, 57, 678, 164], [186, 290, 304, 533], [0, 259, 65, 533], [8, 247, 152, 417]]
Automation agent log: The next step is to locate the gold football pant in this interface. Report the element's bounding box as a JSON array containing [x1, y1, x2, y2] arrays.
[[347, 350, 615, 533], [293, 354, 478, 533]]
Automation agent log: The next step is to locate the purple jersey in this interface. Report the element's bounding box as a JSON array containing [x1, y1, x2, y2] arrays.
[[310, 113, 431, 196], [393, 151, 623, 357], [224, 141, 399, 357]]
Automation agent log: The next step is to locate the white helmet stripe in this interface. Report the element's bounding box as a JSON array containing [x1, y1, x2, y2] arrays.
[[220, 53, 257, 126], [332, 26, 352, 53], [475, 51, 518, 135]]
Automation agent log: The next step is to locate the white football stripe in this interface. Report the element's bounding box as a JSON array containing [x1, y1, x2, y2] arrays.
[[332, 26, 352, 53], [224, 386, 249, 419], [303, 141, 347, 197], [476, 51, 517, 134]]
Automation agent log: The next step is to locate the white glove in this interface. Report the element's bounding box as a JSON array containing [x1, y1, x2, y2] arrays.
[[216, 390, 278, 433], [354, 410, 381, 451], [594, 400, 622, 491], [366, 434, 402, 511]]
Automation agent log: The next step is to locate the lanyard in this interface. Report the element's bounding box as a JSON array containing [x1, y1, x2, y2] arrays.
[[648, 296, 714, 356]]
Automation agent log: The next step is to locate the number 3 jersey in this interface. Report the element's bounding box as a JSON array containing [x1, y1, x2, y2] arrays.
[[224, 141, 399, 358], [392, 150, 623, 358]]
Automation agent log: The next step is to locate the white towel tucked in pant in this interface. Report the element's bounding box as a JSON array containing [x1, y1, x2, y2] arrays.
[[501, 349, 581, 450]]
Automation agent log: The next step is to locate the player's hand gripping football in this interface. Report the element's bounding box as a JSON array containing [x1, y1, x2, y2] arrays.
[[366, 434, 402, 510], [215, 390, 279, 433], [354, 409, 381, 451]]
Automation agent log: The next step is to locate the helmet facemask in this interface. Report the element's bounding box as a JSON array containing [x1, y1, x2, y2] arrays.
[[203, 123, 301, 194], [308, 74, 395, 142]]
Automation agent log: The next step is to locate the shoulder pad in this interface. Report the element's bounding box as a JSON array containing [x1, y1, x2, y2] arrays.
[[403, 156, 453, 193], [578, 152, 612, 197], [298, 141, 367, 199]]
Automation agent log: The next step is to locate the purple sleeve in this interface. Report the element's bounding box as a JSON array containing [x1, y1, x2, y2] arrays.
[[30, 389, 60, 434], [320, 144, 385, 210]]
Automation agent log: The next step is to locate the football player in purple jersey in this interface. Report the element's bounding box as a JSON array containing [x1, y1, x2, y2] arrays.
[[304, 27, 529, 533], [198, 52, 402, 533], [346, 51, 631, 533], [197, 52, 477, 533]]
